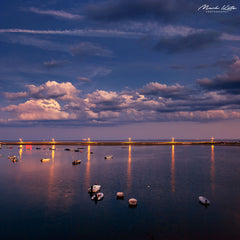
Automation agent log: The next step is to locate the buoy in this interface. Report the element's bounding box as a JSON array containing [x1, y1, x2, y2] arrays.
[[129, 198, 137, 206], [116, 192, 124, 199]]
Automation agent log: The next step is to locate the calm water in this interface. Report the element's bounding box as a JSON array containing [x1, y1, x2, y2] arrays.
[[0, 144, 240, 240]]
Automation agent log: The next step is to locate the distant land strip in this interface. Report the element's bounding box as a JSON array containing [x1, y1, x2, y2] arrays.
[[1, 141, 240, 146]]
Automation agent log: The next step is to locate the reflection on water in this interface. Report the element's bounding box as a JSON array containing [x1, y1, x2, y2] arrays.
[[171, 145, 175, 193], [19, 145, 23, 161], [85, 145, 91, 188], [1, 144, 240, 240], [47, 146, 74, 213], [127, 145, 132, 192], [51, 145, 55, 162], [210, 145, 215, 192]]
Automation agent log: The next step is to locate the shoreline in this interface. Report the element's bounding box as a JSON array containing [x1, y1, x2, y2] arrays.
[[1, 141, 240, 146]]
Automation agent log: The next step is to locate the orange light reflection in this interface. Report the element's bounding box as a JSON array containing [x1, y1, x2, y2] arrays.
[[210, 145, 215, 192], [51, 145, 55, 162], [171, 145, 175, 193], [85, 145, 91, 188], [127, 145, 132, 192], [19, 145, 23, 161]]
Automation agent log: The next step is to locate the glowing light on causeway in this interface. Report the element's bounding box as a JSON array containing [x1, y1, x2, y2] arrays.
[[128, 137, 131, 142], [211, 137, 214, 142], [52, 138, 55, 142], [88, 138, 90, 142], [19, 138, 23, 142], [172, 137, 175, 142]]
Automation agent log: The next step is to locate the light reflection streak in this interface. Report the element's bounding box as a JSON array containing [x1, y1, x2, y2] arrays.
[[85, 145, 91, 188], [127, 145, 132, 192], [47, 146, 74, 212], [51, 145, 55, 162], [18, 145, 23, 161], [210, 145, 215, 192], [171, 145, 175, 193]]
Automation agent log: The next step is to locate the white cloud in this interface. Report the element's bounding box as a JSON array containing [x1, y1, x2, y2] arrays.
[[2, 99, 75, 120], [26, 81, 80, 101]]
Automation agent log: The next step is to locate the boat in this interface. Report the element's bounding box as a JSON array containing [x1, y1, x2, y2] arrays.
[[91, 192, 104, 201], [36, 147, 41, 150], [72, 160, 81, 165], [104, 155, 113, 160], [88, 184, 101, 193], [40, 158, 51, 162], [199, 196, 210, 205], [8, 155, 18, 162], [129, 198, 137, 206], [64, 148, 71, 151], [116, 192, 124, 199]]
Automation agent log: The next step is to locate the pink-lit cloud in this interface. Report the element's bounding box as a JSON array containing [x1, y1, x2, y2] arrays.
[[2, 99, 75, 120], [4, 81, 80, 101], [2, 78, 240, 126]]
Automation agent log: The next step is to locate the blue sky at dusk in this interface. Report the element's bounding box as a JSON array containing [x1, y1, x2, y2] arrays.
[[1, 0, 240, 140]]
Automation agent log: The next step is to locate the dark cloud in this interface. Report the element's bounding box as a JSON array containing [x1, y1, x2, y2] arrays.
[[154, 31, 222, 53], [169, 64, 208, 70], [85, 0, 197, 22], [43, 60, 69, 68], [197, 56, 240, 93], [70, 42, 112, 58], [212, 58, 236, 69]]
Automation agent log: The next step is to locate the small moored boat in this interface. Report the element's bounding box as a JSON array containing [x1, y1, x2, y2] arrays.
[[72, 160, 81, 165], [88, 184, 101, 193], [9, 156, 18, 162], [129, 198, 137, 206], [91, 192, 104, 201], [199, 196, 210, 205], [104, 155, 113, 160], [116, 192, 124, 199], [40, 158, 51, 162]]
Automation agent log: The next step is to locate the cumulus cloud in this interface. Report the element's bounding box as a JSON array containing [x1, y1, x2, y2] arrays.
[[139, 82, 190, 99], [4, 91, 28, 100], [2, 99, 74, 120], [4, 81, 80, 101], [2, 79, 240, 126], [197, 56, 240, 93]]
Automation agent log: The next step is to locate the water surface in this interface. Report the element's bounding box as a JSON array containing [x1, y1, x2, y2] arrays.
[[0, 144, 240, 239]]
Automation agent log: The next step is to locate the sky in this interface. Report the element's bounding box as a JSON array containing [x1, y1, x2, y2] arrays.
[[1, 0, 240, 140]]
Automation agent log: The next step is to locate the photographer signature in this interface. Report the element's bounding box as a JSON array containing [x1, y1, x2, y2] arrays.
[[198, 4, 237, 12]]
